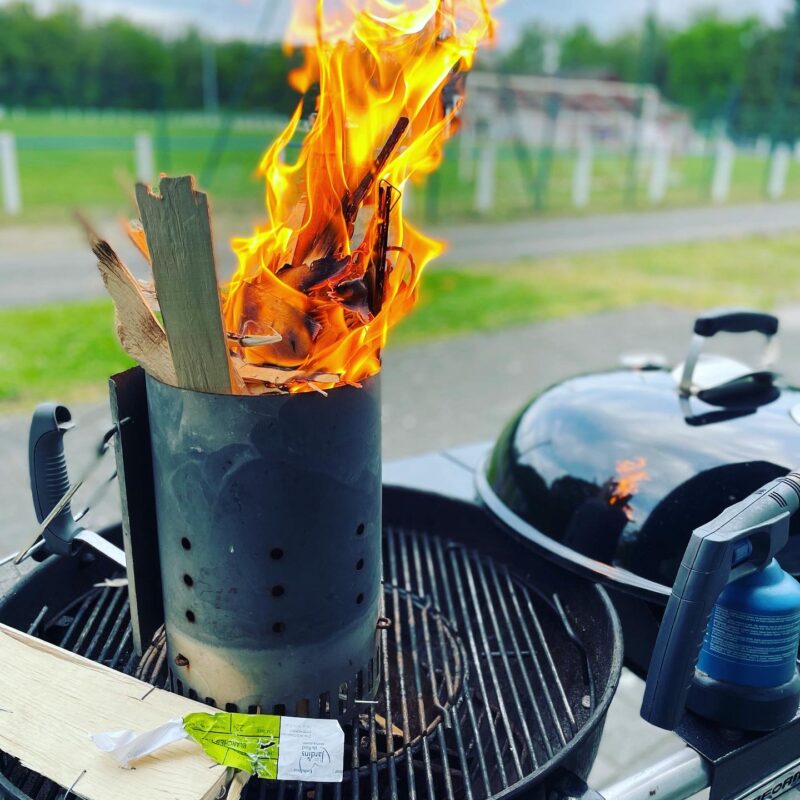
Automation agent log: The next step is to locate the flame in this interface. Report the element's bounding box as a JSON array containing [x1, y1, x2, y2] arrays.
[[222, 0, 499, 392], [608, 457, 649, 520]]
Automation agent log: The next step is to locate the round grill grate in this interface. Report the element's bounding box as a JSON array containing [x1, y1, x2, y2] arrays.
[[0, 525, 597, 800], [136, 586, 466, 773]]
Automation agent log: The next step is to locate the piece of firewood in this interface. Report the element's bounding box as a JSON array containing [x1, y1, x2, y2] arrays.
[[292, 117, 409, 266], [366, 182, 394, 315], [236, 277, 321, 367], [136, 176, 243, 394], [92, 239, 177, 386], [0, 622, 239, 800], [236, 362, 338, 386]]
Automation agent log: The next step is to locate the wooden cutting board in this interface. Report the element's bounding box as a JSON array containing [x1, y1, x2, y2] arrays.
[[0, 622, 238, 800]]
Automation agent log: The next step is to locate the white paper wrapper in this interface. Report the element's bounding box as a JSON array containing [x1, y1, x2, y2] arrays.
[[91, 718, 187, 768], [92, 712, 345, 782]]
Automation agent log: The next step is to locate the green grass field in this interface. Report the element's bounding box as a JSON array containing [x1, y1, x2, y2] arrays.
[[0, 110, 792, 226], [2, 110, 284, 223], [2, 232, 798, 410]]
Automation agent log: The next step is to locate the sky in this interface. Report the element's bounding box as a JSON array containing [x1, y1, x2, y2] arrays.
[[18, 0, 795, 43]]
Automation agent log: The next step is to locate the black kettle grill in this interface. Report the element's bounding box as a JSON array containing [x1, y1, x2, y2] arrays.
[[478, 308, 800, 675], [0, 366, 624, 800]]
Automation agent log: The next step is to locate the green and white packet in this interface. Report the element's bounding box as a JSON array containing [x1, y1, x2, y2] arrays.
[[92, 711, 345, 782]]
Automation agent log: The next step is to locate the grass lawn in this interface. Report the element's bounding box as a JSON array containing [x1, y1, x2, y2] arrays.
[[1, 232, 798, 411], [3, 110, 286, 224]]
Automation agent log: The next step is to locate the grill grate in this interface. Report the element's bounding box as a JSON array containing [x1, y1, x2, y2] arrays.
[[0, 526, 594, 800]]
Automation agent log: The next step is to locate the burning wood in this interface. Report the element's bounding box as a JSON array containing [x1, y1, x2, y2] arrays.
[[88, 0, 498, 394], [126, 219, 150, 264]]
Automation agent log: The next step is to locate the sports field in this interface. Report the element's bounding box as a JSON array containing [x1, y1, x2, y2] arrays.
[[0, 109, 794, 225]]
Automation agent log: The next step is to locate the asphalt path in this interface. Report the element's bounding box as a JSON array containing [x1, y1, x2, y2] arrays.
[[3, 200, 800, 306]]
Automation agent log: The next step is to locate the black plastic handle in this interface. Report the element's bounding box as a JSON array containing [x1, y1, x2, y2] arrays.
[[640, 472, 800, 730], [28, 404, 81, 556], [693, 308, 779, 338]]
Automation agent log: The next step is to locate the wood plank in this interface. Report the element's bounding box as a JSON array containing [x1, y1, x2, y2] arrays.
[[109, 366, 164, 655], [0, 622, 236, 800], [135, 176, 238, 394], [236, 362, 338, 386], [93, 238, 177, 386]]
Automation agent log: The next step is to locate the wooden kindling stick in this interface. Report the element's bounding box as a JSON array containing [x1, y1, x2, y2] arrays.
[[135, 176, 245, 394], [368, 182, 395, 316], [74, 211, 177, 386]]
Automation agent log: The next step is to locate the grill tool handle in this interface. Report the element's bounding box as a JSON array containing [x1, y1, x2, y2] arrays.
[[640, 472, 800, 730], [28, 404, 83, 556]]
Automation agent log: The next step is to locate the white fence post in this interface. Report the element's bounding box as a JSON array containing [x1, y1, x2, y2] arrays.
[[134, 131, 156, 184], [711, 139, 735, 204], [0, 132, 21, 216], [572, 137, 593, 209], [458, 122, 477, 183], [768, 144, 791, 200], [473, 135, 496, 214], [648, 138, 671, 204]]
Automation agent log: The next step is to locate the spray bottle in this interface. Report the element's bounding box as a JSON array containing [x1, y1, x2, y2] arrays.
[[641, 472, 800, 731]]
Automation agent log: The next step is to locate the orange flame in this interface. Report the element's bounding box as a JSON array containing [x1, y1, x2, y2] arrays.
[[609, 457, 649, 519], [222, 0, 499, 392]]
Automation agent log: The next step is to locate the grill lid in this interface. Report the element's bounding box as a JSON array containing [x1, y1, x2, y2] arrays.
[[479, 309, 800, 606]]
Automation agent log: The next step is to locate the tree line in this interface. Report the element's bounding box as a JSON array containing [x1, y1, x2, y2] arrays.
[[1, 2, 799, 142], [493, 6, 800, 143], [0, 3, 301, 114]]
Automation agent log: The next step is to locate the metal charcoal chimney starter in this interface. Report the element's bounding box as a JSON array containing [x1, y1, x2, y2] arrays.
[[145, 373, 382, 720]]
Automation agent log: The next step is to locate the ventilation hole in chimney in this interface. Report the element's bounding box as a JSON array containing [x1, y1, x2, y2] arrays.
[[271, 585, 285, 598], [183, 574, 194, 587], [248, 705, 259, 715], [225, 703, 238, 713], [188, 688, 198, 701], [274, 704, 286, 715], [185, 609, 196, 623], [356, 593, 364, 605], [270, 547, 284, 560], [355, 558, 364, 571], [205, 697, 216, 707], [356, 523, 365, 536], [272, 621, 285, 634], [181, 537, 191, 550]]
